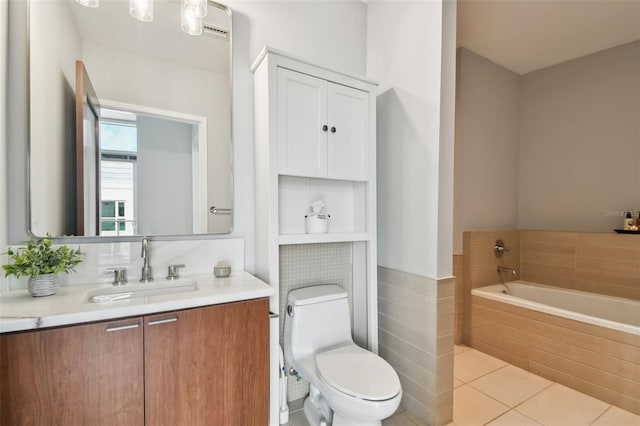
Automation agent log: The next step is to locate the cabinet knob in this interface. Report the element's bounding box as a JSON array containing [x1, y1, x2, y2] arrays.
[[330, 126, 336, 133], [322, 125, 328, 131]]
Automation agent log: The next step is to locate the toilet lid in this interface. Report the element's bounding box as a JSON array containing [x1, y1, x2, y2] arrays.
[[316, 345, 401, 401]]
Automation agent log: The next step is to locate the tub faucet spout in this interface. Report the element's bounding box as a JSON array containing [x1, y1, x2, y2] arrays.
[[497, 266, 517, 276]]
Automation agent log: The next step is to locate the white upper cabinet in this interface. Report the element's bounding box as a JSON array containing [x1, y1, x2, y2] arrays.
[[277, 68, 328, 178], [277, 68, 370, 181], [327, 83, 370, 181]]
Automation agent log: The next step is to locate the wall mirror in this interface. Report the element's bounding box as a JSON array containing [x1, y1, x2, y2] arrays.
[[28, 0, 232, 238]]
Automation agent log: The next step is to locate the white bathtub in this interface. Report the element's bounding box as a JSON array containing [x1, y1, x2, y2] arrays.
[[471, 280, 640, 336]]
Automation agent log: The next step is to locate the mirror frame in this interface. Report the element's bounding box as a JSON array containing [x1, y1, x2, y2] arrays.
[[26, 0, 234, 242]]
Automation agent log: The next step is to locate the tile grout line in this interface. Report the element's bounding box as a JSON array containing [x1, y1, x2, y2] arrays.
[[510, 380, 555, 413], [455, 363, 509, 385], [588, 404, 614, 426]]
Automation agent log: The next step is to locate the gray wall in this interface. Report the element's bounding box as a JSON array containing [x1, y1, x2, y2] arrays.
[[455, 41, 640, 249], [136, 116, 194, 235], [453, 48, 520, 253], [518, 40, 640, 231]]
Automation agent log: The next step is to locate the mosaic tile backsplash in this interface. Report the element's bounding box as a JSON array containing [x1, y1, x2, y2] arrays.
[[279, 242, 353, 401]]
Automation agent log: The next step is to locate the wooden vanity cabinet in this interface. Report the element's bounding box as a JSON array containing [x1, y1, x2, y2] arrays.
[[0, 317, 144, 426], [144, 298, 269, 426], [0, 298, 269, 426]]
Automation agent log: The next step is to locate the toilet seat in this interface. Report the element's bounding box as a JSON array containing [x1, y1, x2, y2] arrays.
[[316, 345, 401, 401]]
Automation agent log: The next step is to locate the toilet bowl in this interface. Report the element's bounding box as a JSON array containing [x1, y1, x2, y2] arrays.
[[284, 285, 402, 426]]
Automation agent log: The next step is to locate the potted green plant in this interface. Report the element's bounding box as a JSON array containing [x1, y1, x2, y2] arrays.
[[2, 238, 83, 297]]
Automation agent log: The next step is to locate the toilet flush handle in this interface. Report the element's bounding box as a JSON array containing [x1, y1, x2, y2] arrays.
[[287, 305, 294, 317]]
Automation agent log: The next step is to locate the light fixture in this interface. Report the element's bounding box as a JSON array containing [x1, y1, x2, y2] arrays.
[[129, 0, 154, 23], [184, 0, 208, 18], [75, 0, 99, 8], [181, 1, 203, 36], [76, 0, 211, 37]]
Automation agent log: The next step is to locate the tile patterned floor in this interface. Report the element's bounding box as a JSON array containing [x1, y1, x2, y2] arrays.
[[284, 345, 640, 426]]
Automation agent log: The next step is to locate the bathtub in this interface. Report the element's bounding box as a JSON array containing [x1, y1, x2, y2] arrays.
[[471, 280, 640, 335], [469, 280, 640, 415]]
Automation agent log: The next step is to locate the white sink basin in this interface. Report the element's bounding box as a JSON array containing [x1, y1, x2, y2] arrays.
[[85, 281, 199, 303]]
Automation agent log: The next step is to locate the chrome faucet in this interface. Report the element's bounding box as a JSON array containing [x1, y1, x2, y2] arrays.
[[497, 266, 517, 276], [140, 236, 153, 283]]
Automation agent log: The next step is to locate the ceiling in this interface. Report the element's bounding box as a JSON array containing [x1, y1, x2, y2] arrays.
[[70, 0, 231, 75], [457, 0, 640, 75]]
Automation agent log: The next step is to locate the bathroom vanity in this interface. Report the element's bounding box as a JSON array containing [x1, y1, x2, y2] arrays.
[[0, 273, 272, 425]]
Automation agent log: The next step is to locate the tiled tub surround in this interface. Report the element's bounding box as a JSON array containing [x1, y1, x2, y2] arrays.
[[453, 254, 463, 344], [462, 229, 640, 416], [473, 281, 639, 335], [520, 230, 640, 301], [469, 292, 640, 415], [3, 238, 246, 291], [461, 229, 640, 342], [377, 266, 455, 426], [462, 230, 520, 343]]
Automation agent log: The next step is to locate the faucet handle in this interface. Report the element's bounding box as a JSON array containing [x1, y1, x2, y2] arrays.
[[104, 268, 128, 286], [167, 264, 185, 281]]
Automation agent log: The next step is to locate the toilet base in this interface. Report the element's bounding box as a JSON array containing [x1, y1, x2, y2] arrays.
[[333, 413, 381, 426], [303, 385, 333, 426], [303, 384, 389, 426]]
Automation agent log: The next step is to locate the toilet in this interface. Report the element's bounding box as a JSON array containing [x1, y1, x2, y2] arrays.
[[284, 285, 402, 426]]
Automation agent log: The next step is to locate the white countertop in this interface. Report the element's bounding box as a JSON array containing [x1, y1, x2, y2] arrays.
[[0, 272, 273, 333]]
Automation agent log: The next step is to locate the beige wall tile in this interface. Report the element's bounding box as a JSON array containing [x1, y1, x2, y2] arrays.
[[377, 266, 454, 423], [379, 344, 435, 391], [378, 312, 437, 355], [453, 254, 464, 345]]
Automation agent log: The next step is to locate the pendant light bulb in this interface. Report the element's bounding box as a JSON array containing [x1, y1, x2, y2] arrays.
[[181, 3, 203, 36], [75, 0, 99, 7], [184, 0, 208, 18], [129, 0, 154, 22]]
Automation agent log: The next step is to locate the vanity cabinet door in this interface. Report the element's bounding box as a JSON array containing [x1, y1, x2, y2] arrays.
[[144, 298, 269, 426], [277, 67, 328, 178], [0, 318, 144, 426]]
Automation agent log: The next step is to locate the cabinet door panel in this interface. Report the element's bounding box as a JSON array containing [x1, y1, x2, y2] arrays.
[[144, 299, 269, 426], [0, 318, 144, 426], [327, 83, 370, 180], [278, 68, 328, 178]]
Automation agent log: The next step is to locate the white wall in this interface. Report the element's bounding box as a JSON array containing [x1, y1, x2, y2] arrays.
[[228, 1, 368, 271], [228, 1, 367, 75], [29, 0, 82, 236], [518, 41, 640, 231], [0, 0, 8, 291], [136, 116, 194, 235], [4, 1, 369, 274], [453, 48, 520, 253], [367, 0, 455, 280]]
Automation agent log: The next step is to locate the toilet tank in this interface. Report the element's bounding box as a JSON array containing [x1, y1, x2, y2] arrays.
[[284, 285, 353, 363]]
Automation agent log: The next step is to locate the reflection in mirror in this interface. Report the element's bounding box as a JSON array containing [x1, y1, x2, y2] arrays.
[[29, 0, 232, 238], [97, 104, 208, 236]]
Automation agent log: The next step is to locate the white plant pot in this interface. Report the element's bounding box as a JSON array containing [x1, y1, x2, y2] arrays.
[[28, 273, 58, 297]]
